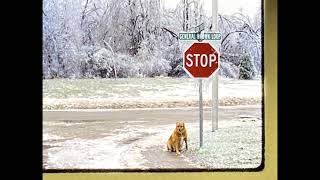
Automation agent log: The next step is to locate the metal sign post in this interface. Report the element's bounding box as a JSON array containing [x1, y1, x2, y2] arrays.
[[179, 18, 220, 148], [196, 27, 204, 148], [212, 0, 218, 132], [199, 79, 203, 147]]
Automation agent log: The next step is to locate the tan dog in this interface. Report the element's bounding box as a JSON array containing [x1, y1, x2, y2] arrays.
[[167, 122, 188, 155]]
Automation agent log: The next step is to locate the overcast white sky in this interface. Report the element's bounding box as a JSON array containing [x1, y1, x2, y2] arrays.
[[162, 0, 261, 18]]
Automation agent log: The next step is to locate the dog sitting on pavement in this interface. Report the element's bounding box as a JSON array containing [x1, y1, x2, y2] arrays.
[[167, 122, 188, 155]]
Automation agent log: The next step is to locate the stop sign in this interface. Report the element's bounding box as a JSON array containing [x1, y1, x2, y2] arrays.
[[183, 42, 219, 78]]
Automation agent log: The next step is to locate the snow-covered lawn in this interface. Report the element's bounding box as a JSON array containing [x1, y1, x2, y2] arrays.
[[43, 77, 262, 109], [186, 117, 262, 169]]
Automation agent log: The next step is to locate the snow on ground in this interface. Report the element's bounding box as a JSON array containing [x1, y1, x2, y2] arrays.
[[186, 118, 262, 169], [43, 77, 263, 169], [44, 121, 169, 169], [43, 106, 262, 169], [43, 77, 262, 109]]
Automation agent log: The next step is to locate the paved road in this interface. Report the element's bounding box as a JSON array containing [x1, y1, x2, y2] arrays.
[[43, 105, 262, 169]]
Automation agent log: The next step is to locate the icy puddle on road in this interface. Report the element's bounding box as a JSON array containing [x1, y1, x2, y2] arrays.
[[43, 105, 262, 170]]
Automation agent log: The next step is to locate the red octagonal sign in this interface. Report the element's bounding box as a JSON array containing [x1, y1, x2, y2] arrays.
[[183, 42, 219, 78]]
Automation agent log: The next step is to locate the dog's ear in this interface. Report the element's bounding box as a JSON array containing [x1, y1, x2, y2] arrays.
[[182, 122, 185, 127], [176, 122, 179, 126]]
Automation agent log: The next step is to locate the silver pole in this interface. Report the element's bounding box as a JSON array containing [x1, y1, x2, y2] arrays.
[[212, 72, 218, 131], [199, 79, 203, 147], [212, 0, 218, 131]]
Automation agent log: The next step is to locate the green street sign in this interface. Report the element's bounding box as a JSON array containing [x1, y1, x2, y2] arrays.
[[179, 32, 221, 41]]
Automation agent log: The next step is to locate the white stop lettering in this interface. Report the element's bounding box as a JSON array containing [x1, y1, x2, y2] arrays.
[[185, 53, 216, 67]]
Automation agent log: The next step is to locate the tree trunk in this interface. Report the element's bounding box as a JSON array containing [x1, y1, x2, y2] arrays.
[[183, 0, 186, 31], [185, 0, 189, 31]]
